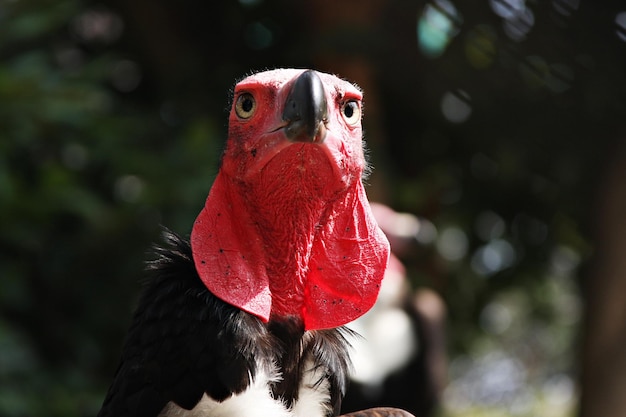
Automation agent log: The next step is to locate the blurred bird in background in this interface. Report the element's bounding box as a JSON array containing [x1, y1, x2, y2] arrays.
[[343, 203, 446, 417]]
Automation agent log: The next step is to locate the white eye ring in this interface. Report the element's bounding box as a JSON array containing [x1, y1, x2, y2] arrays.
[[235, 93, 256, 119], [341, 100, 361, 125]]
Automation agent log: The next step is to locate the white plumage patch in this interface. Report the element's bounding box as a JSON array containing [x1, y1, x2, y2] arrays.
[[347, 268, 417, 386], [292, 360, 332, 417], [158, 361, 331, 417]]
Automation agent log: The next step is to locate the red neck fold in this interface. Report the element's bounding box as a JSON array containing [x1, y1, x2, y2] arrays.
[[191, 145, 389, 330]]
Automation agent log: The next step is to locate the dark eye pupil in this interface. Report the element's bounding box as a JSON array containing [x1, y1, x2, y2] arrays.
[[242, 98, 254, 112], [344, 103, 355, 118]]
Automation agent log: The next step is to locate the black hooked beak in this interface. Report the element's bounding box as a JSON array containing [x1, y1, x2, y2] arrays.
[[282, 70, 328, 143]]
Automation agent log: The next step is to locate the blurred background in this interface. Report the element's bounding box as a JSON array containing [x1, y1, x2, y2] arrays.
[[2, 0, 626, 416]]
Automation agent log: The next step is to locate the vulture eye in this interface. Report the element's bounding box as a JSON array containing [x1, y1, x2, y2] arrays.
[[341, 100, 361, 125], [235, 93, 257, 119]]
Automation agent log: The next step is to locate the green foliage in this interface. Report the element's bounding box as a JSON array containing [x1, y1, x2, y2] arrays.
[[0, 1, 222, 415], [1, 0, 622, 416]]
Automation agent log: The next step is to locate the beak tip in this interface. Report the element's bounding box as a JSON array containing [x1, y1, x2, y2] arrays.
[[282, 70, 328, 143]]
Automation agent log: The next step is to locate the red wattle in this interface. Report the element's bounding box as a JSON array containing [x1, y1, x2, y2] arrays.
[[190, 172, 389, 330], [191, 173, 272, 322]]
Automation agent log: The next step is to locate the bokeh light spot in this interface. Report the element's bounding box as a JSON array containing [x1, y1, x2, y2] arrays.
[[465, 25, 497, 69], [71, 8, 124, 44], [436, 226, 469, 261], [503, 6, 534, 41], [415, 219, 438, 245], [550, 245, 580, 277], [444, 351, 528, 412], [114, 175, 144, 203], [489, 0, 525, 20], [471, 239, 517, 276], [441, 90, 472, 123], [542, 374, 575, 407], [417, 0, 462, 59], [616, 11, 626, 42], [480, 301, 513, 334]]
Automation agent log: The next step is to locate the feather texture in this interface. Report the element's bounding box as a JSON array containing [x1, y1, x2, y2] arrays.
[[98, 69, 398, 417], [98, 230, 352, 417]]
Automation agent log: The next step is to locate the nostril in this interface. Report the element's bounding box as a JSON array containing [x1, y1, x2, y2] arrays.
[[313, 123, 327, 144]]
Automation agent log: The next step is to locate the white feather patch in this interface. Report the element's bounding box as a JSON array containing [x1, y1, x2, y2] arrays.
[[158, 361, 331, 417], [347, 269, 418, 386], [292, 359, 332, 417]]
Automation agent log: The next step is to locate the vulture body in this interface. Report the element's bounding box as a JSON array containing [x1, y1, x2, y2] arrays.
[[343, 204, 446, 417], [98, 231, 352, 417], [98, 69, 413, 417]]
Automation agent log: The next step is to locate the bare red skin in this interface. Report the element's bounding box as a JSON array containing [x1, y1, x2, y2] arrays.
[[191, 69, 389, 330]]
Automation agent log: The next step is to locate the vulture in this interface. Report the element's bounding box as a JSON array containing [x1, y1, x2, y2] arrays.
[[98, 69, 415, 417]]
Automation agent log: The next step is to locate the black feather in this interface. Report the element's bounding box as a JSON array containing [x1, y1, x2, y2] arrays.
[[98, 229, 353, 417]]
